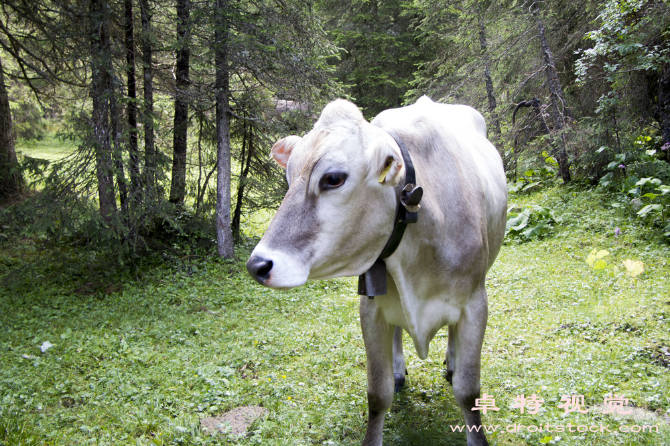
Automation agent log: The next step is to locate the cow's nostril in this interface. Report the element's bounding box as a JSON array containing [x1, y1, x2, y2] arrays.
[[257, 260, 273, 278], [246, 256, 273, 284]]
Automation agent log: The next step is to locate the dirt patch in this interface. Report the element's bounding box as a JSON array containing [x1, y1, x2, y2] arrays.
[[200, 406, 269, 437], [591, 403, 668, 425], [640, 344, 670, 368]]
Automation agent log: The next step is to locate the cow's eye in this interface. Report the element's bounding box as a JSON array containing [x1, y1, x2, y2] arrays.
[[319, 172, 347, 190]]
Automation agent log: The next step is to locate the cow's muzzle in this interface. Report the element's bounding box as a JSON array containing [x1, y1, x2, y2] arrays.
[[246, 255, 273, 285]]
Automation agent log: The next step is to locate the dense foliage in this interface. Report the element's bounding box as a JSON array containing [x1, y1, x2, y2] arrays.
[[1, 0, 669, 254]]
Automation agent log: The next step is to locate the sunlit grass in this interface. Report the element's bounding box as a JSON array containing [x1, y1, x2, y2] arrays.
[[16, 135, 77, 163], [0, 186, 669, 445]]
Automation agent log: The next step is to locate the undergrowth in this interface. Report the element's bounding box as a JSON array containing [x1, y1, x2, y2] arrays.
[[0, 186, 669, 445]]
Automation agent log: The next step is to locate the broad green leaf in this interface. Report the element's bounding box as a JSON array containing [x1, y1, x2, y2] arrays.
[[624, 176, 640, 189], [586, 249, 598, 266], [595, 250, 610, 259], [522, 222, 546, 239], [642, 193, 659, 200], [509, 214, 530, 231], [522, 181, 541, 191], [636, 177, 661, 187], [593, 259, 608, 271], [637, 204, 662, 217]]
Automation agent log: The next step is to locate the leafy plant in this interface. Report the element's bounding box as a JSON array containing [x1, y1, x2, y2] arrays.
[[505, 204, 561, 241], [585, 248, 611, 272], [585, 248, 646, 277], [633, 177, 670, 237], [507, 160, 556, 194]]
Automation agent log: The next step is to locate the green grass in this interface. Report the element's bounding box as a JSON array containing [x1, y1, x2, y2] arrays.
[[16, 135, 77, 163], [1, 186, 669, 445]]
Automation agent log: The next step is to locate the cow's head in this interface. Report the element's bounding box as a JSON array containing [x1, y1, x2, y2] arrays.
[[246, 100, 405, 289]]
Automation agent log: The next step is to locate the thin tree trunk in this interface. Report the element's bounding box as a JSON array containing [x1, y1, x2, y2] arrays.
[[215, 0, 234, 258], [90, 0, 117, 221], [0, 55, 24, 200], [125, 0, 140, 199], [140, 0, 155, 195], [658, 64, 670, 163], [169, 0, 190, 204], [232, 120, 253, 241], [478, 15, 501, 141], [532, 0, 571, 183], [111, 93, 128, 209]]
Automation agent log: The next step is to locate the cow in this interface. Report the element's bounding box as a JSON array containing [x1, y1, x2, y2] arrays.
[[247, 96, 507, 446]]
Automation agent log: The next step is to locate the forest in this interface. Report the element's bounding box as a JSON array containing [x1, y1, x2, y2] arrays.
[[1, 0, 669, 445]]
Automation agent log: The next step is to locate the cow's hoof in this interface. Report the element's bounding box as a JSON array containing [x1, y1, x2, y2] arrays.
[[444, 369, 453, 385], [394, 373, 406, 393]]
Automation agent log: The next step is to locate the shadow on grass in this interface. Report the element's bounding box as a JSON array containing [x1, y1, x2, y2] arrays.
[[384, 384, 473, 446]]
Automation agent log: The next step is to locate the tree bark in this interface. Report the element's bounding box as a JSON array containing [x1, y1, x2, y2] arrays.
[[90, 0, 118, 221], [232, 120, 253, 241], [125, 0, 140, 199], [532, 0, 571, 183], [215, 0, 234, 258], [478, 15, 501, 141], [140, 0, 155, 194], [658, 63, 670, 163], [169, 0, 190, 204], [0, 55, 24, 200], [111, 92, 128, 209]]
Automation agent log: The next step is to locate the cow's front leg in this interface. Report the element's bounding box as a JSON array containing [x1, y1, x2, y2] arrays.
[[443, 324, 455, 384], [392, 326, 407, 392], [452, 286, 489, 446], [359, 296, 395, 446]]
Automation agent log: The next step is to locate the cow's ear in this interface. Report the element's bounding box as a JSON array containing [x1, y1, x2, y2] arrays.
[[271, 135, 301, 169], [369, 135, 403, 185]]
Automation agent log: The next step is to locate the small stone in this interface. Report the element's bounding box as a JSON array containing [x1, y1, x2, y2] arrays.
[[201, 406, 269, 437]]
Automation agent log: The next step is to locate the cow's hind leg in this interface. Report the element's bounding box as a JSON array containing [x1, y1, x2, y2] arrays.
[[359, 297, 395, 446], [443, 325, 455, 385], [452, 286, 489, 446], [392, 325, 407, 392]]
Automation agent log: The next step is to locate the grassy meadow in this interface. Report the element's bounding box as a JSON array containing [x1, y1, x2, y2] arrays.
[[16, 136, 77, 163], [1, 183, 669, 446]]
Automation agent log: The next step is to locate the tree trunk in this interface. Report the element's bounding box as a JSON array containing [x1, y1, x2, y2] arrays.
[[140, 0, 155, 194], [232, 120, 253, 241], [125, 0, 140, 199], [0, 55, 24, 200], [169, 0, 190, 204], [658, 63, 670, 163], [532, 0, 571, 183], [478, 15, 501, 142], [90, 0, 118, 221], [215, 0, 234, 258], [111, 93, 128, 209]]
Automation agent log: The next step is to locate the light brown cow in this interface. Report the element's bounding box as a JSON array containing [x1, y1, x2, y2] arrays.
[[247, 96, 507, 445]]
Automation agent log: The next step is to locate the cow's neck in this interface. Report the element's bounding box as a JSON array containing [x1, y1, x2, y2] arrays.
[[357, 129, 423, 298]]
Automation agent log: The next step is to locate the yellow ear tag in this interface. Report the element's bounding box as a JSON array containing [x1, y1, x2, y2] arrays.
[[378, 163, 392, 183]]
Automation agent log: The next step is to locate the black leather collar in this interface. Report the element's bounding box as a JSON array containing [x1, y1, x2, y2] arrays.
[[357, 129, 423, 298]]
